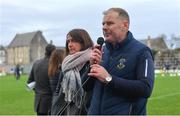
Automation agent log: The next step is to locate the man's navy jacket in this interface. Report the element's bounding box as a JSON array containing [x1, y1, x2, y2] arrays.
[[83, 31, 154, 115]]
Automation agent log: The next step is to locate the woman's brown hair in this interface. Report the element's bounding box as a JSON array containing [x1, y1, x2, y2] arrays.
[[65, 28, 94, 55], [48, 49, 65, 77]]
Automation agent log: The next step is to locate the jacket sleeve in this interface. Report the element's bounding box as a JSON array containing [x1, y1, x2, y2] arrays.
[[82, 66, 96, 92], [27, 64, 35, 84], [107, 49, 154, 98], [49, 70, 61, 93]]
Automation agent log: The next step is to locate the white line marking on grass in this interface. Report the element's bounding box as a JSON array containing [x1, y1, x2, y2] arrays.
[[149, 92, 180, 100]]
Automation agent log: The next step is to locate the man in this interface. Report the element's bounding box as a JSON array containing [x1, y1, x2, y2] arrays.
[[27, 44, 56, 115], [85, 8, 154, 115], [14, 64, 20, 80]]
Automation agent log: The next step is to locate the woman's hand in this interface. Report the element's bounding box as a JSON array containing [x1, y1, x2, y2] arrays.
[[90, 45, 103, 65]]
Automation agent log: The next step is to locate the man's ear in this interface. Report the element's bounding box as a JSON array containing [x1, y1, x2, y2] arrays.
[[123, 20, 129, 31]]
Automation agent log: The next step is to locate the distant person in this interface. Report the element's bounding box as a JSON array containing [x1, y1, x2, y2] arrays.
[[164, 63, 170, 75], [14, 64, 20, 80], [56, 28, 93, 115], [172, 66, 177, 76], [27, 44, 56, 115]]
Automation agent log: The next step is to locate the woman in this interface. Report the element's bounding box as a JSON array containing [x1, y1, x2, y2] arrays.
[[59, 28, 93, 115], [48, 49, 65, 93]]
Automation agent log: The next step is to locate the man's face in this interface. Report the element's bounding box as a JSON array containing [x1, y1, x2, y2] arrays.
[[102, 11, 128, 44]]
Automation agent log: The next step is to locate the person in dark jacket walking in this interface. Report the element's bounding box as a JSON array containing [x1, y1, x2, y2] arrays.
[[14, 64, 20, 80], [84, 8, 154, 115], [27, 44, 56, 115]]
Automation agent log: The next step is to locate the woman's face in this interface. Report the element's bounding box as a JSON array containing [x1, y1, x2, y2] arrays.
[[67, 35, 82, 55]]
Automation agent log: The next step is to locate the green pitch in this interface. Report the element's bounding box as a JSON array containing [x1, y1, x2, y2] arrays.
[[147, 74, 180, 115], [0, 74, 180, 115], [0, 75, 35, 115]]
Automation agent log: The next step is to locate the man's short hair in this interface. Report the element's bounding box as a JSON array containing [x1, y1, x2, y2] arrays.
[[45, 44, 56, 57], [103, 8, 130, 24]]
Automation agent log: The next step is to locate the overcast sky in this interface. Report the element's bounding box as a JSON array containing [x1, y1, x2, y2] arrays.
[[0, 0, 180, 47]]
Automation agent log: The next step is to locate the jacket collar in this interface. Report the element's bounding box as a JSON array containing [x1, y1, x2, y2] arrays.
[[105, 31, 134, 51]]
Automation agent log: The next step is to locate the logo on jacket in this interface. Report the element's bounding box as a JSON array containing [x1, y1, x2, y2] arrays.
[[117, 58, 126, 70]]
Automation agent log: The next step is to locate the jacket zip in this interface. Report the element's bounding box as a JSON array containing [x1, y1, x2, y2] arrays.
[[129, 104, 132, 115]]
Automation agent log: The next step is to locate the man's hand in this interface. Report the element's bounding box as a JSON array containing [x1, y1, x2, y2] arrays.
[[88, 64, 110, 83]]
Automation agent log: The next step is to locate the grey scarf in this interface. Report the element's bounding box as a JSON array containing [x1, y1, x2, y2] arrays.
[[61, 48, 92, 108]]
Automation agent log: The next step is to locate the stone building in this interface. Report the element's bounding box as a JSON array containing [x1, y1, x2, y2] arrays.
[[140, 36, 180, 70], [7, 30, 48, 65], [6, 30, 48, 74], [0, 45, 6, 64]]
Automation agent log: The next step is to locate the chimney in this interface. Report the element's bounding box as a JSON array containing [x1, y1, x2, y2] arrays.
[[147, 35, 151, 48], [50, 40, 53, 44]]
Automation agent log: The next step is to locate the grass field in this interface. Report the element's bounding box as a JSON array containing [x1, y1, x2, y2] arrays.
[[0, 74, 180, 115], [147, 74, 180, 115], [0, 75, 35, 115]]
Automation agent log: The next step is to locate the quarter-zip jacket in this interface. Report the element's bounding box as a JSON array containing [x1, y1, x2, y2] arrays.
[[84, 31, 154, 115]]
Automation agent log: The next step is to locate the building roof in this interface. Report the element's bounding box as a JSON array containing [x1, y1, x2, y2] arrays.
[[8, 30, 42, 48], [139, 36, 168, 51], [56, 46, 65, 50], [170, 37, 180, 49], [0, 45, 5, 50]]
